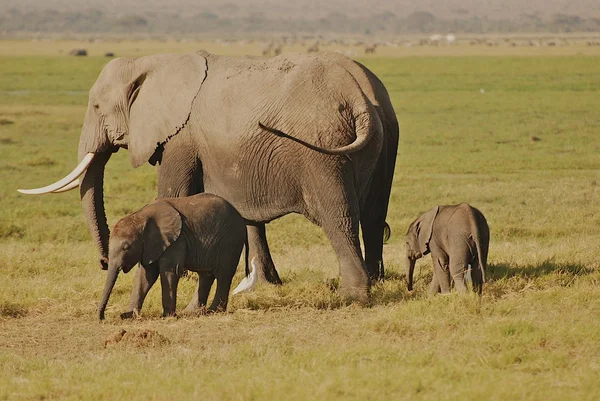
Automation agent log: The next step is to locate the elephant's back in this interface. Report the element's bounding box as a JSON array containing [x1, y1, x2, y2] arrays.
[[168, 193, 245, 233]]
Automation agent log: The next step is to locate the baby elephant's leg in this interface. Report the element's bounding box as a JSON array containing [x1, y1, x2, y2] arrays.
[[431, 248, 451, 294], [470, 261, 483, 295], [209, 274, 233, 312], [159, 264, 180, 317], [450, 263, 469, 294], [428, 272, 441, 296], [121, 265, 159, 319], [434, 262, 452, 294], [183, 273, 215, 315]]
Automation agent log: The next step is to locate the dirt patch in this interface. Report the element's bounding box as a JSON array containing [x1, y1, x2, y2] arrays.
[[0, 118, 14, 125], [104, 329, 170, 348]]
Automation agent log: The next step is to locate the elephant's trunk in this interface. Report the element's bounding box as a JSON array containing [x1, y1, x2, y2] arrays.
[[406, 256, 416, 291], [80, 151, 112, 270], [98, 265, 120, 320]]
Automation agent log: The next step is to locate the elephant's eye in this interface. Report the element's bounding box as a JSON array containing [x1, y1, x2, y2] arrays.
[[93, 103, 100, 110]]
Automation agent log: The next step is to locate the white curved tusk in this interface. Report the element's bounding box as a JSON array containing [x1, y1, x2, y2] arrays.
[[51, 179, 80, 193], [233, 257, 259, 295], [18, 153, 95, 195]]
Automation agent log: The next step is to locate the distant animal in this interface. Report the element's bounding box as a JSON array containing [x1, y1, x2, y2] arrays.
[[69, 49, 87, 56], [97, 193, 248, 320], [365, 44, 377, 54], [273, 45, 283, 56], [405, 203, 489, 295], [104, 52, 115, 57]]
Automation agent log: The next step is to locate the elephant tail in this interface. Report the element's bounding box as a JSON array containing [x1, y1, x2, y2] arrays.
[[475, 236, 486, 283], [257, 97, 381, 155], [243, 233, 250, 277], [471, 211, 489, 284], [383, 222, 391, 244]]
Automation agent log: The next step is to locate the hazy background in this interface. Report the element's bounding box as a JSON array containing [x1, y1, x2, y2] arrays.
[[2, 0, 600, 37]]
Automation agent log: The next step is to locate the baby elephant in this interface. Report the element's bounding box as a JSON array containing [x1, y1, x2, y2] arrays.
[[98, 193, 247, 320], [405, 203, 489, 295]]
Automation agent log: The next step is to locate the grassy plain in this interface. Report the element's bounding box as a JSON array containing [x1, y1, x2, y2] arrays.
[[1, 40, 599, 400]]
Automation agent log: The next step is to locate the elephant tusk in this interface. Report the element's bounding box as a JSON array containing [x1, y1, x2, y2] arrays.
[[232, 257, 259, 295], [51, 179, 80, 193], [18, 153, 95, 195]]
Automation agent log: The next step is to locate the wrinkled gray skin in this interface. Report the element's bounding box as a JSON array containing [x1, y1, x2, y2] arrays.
[[98, 193, 247, 320], [405, 203, 489, 295], [79, 51, 398, 305]]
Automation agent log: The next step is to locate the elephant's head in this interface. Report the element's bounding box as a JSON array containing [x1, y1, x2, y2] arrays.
[[405, 206, 439, 291], [98, 202, 182, 320], [19, 52, 207, 270]]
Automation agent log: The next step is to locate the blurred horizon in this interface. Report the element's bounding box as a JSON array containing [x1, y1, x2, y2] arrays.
[[1, 0, 600, 38]]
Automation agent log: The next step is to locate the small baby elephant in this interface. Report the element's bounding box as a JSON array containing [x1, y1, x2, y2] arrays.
[[405, 203, 489, 295], [98, 193, 247, 320]]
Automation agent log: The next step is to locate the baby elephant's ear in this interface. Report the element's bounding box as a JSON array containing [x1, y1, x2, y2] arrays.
[[141, 202, 182, 267], [416, 205, 440, 256]]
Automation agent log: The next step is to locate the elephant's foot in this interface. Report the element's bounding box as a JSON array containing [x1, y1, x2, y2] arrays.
[[254, 257, 283, 285], [338, 285, 370, 306], [120, 309, 141, 320], [366, 260, 385, 282], [246, 224, 283, 285], [161, 311, 178, 319], [181, 304, 208, 317]]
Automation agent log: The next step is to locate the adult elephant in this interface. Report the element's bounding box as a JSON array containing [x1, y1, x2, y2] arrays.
[[19, 51, 398, 303]]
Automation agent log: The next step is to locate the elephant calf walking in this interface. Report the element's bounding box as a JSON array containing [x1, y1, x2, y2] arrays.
[[404, 203, 490, 295], [98, 193, 247, 320]]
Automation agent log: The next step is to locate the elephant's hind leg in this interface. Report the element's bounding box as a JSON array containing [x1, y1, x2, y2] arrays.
[[247, 224, 282, 285], [434, 263, 452, 294], [359, 142, 396, 282], [428, 273, 441, 296], [470, 262, 483, 295], [360, 218, 386, 282], [316, 193, 370, 304], [450, 263, 469, 294], [183, 272, 215, 315], [208, 273, 233, 312]]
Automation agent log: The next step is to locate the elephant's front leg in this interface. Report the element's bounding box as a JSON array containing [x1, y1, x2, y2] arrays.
[[159, 265, 180, 317], [122, 264, 159, 319], [247, 224, 282, 285]]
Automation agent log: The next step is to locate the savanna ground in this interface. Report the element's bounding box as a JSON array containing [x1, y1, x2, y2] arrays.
[[1, 39, 600, 400]]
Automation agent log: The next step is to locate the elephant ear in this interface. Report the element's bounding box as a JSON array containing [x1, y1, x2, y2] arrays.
[[416, 206, 440, 256], [128, 52, 208, 168], [141, 202, 183, 267]]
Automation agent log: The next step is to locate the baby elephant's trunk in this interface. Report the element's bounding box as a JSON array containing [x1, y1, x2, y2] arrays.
[[406, 257, 416, 291], [98, 266, 120, 320]]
